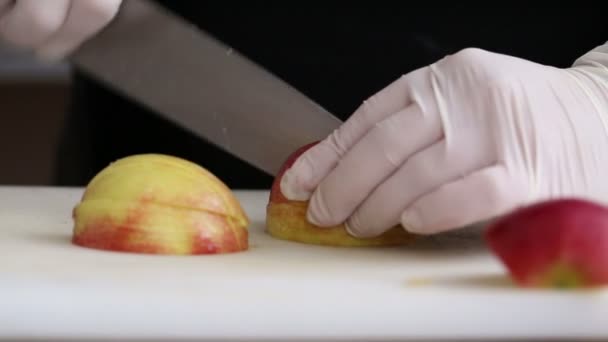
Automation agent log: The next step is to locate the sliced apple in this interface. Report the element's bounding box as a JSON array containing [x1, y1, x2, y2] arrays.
[[266, 142, 415, 247], [72, 154, 249, 255]]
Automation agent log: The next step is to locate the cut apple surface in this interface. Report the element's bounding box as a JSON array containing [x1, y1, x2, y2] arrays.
[[72, 154, 249, 255], [485, 198, 608, 289], [266, 142, 415, 247]]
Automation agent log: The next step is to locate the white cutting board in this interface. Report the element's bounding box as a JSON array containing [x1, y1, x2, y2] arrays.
[[0, 185, 607, 341]]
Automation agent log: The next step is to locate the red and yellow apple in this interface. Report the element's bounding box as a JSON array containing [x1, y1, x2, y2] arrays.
[[266, 142, 415, 247], [485, 198, 608, 288], [72, 154, 249, 255]]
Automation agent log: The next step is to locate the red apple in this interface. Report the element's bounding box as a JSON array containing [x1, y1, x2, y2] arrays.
[[485, 198, 608, 288], [266, 142, 415, 247]]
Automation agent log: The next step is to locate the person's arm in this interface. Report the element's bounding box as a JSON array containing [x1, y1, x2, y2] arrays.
[[0, 0, 122, 60], [573, 41, 608, 78], [280, 41, 608, 237]]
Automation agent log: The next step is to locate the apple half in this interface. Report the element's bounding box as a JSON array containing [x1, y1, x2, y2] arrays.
[[72, 154, 249, 255], [485, 198, 608, 288], [266, 142, 415, 247]]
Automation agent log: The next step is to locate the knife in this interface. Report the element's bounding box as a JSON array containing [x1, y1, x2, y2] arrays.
[[69, 0, 342, 176]]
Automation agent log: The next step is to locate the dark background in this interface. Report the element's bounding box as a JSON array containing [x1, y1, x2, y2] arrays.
[[0, 46, 69, 185]]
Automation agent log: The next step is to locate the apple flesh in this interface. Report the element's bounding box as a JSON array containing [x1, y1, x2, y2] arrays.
[[485, 198, 608, 288], [266, 142, 415, 247], [72, 154, 249, 255]]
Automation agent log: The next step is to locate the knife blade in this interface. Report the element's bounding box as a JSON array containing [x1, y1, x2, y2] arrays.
[[70, 0, 342, 176]]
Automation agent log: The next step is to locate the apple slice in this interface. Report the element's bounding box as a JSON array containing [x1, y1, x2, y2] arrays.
[[485, 198, 608, 288], [72, 154, 249, 255], [266, 142, 415, 247]]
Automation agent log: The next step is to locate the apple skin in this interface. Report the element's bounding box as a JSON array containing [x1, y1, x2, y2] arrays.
[[72, 154, 249, 255], [266, 142, 415, 247], [485, 198, 608, 288]]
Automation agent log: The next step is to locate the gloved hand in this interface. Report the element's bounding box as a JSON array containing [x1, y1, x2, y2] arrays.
[[0, 0, 122, 60], [280, 43, 608, 237]]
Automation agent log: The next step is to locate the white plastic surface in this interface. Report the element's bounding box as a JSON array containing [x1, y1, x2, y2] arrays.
[[0, 186, 607, 341]]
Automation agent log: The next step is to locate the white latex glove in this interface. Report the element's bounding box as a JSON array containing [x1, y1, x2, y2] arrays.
[[280, 42, 608, 237], [0, 0, 122, 60]]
